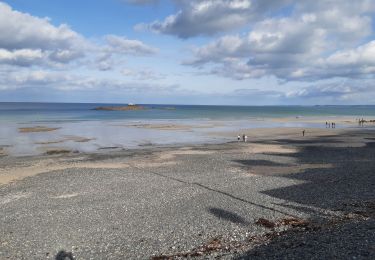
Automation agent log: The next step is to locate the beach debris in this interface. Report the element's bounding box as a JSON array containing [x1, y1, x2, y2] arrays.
[[35, 140, 65, 145], [45, 149, 71, 155], [279, 218, 310, 228], [255, 217, 310, 229], [340, 200, 375, 218], [151, 205, 372, 259], [19, 126, 60, 133], [255, 218, 276, 229], [151, 237, 225, 260], [98, 146, 121, 150]]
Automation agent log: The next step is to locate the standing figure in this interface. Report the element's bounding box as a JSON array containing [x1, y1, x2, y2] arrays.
[[242, 134, 245, 142], [302, 130, 305, 136], [244, 135, 248, 142], [237, 134, 241, 142]]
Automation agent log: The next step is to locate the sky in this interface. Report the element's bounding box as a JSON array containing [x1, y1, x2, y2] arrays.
[[0, 0, 374, 105]]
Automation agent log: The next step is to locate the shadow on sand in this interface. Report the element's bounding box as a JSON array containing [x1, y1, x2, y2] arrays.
[[232, 130, 375, 258], [55, 250, 74, 260], [208, 207, 250, 225]]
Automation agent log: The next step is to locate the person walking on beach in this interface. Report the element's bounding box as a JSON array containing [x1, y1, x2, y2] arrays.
[[244, 135, 248, 142], [237, 134, 241, 142], [302, 130, 305, 136], [242, 134, 245, 142], [326, 122, 328, 128]]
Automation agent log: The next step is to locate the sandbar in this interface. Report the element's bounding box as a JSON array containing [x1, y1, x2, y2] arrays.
[[19, 126, 60, 133]]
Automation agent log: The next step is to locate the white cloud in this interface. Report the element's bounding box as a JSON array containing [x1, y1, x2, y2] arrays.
[[184, 0, 375, 81], [90, 35, 158, 71], [105, 35, 158, 56], [138, 0, 291, 38], [0, 2, 86, 65], [121, 68, 165, 80], [0, 69, 173, 93], [325, 41, 375, 68], [0, 70, 72, 90], [0, 2, 158, 71], [286, 80, 375, 103], [0, 48, 44, 66], [1, 0, 374, 104]]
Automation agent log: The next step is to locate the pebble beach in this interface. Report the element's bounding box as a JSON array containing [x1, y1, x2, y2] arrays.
[[0, 127, 374, 259]]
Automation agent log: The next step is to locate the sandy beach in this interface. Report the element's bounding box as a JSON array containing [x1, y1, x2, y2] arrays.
[[0, 126, 374, 259]]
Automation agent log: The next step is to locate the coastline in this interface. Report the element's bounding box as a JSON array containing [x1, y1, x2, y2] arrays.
[[0, 125, 371, 185]]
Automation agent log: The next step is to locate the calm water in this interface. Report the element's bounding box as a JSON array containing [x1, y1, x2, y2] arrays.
[[0, 103, 373, 156], [0, 102, 374, 123]]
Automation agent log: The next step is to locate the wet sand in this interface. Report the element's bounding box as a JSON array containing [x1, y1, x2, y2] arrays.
[[0, 127, 366, 185], [208, 126, 350, 140], [0, 127, 323, 185], [5, 115, 371, 157], [0, 147, 7, 157]]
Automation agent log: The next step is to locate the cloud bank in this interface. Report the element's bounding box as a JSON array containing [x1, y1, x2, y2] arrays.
[[1, 0, 375, 104], [182, 0, 375, 82]]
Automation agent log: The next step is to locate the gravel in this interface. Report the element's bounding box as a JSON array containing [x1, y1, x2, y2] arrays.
[[0, 129, 374, 259]]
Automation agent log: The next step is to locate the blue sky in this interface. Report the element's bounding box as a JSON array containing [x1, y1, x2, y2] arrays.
[[0, 0, 374, 105]]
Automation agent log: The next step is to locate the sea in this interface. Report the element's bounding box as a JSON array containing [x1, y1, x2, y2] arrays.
[[0, 102, 374, 156]]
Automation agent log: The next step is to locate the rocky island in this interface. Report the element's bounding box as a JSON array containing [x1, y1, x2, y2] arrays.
[[93, 104, 146, 111]]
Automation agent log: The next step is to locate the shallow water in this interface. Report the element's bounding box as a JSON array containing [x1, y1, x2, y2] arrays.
[[0, 103, 373, 156]]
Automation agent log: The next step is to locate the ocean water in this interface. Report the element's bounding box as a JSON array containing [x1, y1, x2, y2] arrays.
[[0, 102, 374, 156], [1, 102, 375, 123]]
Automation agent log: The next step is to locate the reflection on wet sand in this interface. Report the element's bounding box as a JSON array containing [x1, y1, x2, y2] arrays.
[[0, 117, 360, 157], [35, 136, 95, 145]]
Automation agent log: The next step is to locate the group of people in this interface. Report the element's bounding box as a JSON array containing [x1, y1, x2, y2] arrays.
[[326, 122, 336, 128], [358, 118, 365, 127], [237, 134, 248, 142]]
